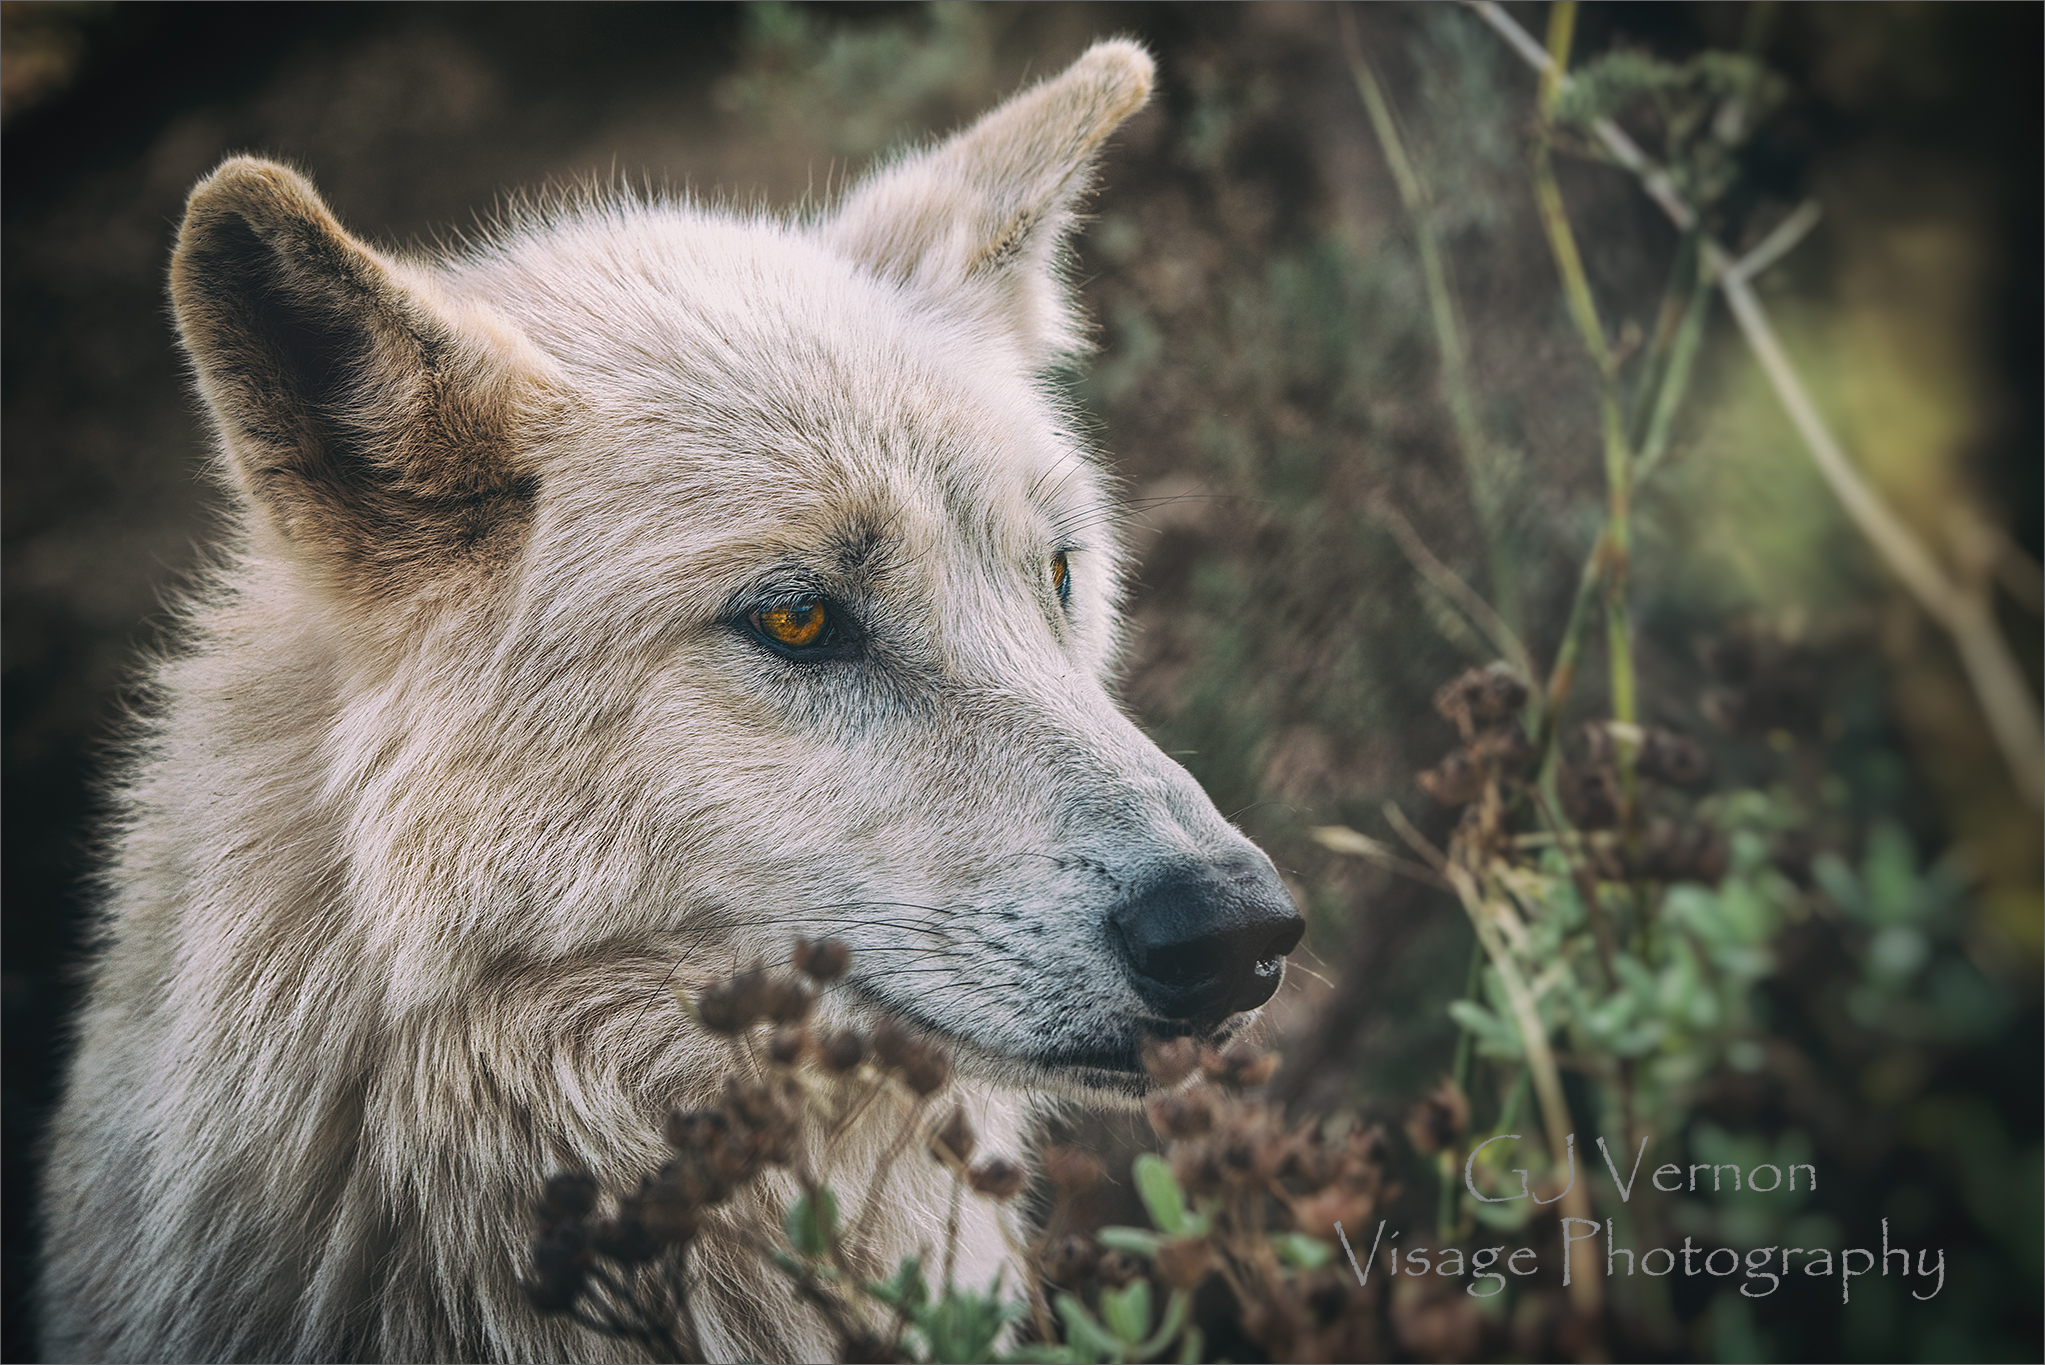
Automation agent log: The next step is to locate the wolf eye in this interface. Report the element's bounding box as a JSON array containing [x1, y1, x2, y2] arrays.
[[1051, 551, 1071, 602], [752, 600, 829, 650]]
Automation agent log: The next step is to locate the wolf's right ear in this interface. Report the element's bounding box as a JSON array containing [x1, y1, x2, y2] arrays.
[[171, 157, 561, 605], [821, 40, 1153, 371]]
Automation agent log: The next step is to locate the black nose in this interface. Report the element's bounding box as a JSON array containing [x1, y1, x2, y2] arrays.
[[1108, 856, 1305, 1025]]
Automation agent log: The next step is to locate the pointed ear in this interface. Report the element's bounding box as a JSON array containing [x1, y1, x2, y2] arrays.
[[820, 39, 1153, 369], [171, 157, 561, 605]]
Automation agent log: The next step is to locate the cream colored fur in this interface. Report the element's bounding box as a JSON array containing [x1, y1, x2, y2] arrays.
[[39, 40, 1283, 1363]]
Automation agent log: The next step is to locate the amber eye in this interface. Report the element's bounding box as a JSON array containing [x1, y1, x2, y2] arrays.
[[753, 600, 828, 649], [1051, 551, 1071, 602]]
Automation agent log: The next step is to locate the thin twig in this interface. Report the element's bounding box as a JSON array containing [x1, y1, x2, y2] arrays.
[[1468, 0, 2044, 809], [1440, 859, 1602, 1317], [1366, 499, 1537, 682], [1310, 822, 1453, 890]]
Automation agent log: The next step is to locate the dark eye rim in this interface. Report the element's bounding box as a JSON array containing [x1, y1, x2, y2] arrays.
[[1052, 548, 1074, 606], [740, 594, 859, 661]]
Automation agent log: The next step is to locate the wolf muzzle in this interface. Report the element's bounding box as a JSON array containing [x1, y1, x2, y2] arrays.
[[1108, 855, 1305, 1028]]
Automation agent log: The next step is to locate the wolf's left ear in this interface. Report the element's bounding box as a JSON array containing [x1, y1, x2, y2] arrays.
[[821, 39, 1153, 369]]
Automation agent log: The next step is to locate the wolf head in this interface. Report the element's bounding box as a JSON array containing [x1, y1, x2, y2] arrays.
[[168, 41, 1301, 1095]]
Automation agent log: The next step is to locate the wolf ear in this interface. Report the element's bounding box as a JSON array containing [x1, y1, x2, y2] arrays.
[[171, 157, 559, 602], [821, 39, 1154, 368]]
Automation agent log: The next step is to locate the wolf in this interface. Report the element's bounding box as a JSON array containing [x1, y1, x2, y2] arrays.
[[38, 39, 1303, 1363]]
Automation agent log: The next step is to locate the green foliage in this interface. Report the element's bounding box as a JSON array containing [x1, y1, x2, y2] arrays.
[[1131, 1152, 1212, 1237], [783, 1186, 839, 1259]]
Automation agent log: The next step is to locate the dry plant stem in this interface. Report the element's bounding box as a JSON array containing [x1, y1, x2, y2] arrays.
[[844, 1092, 929, 1252], [1531, 0, 1641, 825], [1634, 235, 1715, 482], [1366, 499, 1536, 682], [1442, 861, 1602, 1316], [1343, 9, 1522, 633], [1470, 0, 2045, 810]]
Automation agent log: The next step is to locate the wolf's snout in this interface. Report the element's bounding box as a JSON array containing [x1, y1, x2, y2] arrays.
[[1109, 857, 1305, 1025]]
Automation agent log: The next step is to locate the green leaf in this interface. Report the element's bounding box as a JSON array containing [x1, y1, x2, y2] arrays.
[[1272, 1232, 1335, 1270], [1133, 1288, 1190, 1358], [918, 1283, 1024, 1365], [1096, 1226, 1161, 1257], [1176, 1325, 1205, 1365], [1100, 1280, 1153, 1344], [1054, 1293, 1124, 1363], [784, 1186, 839, 1259], [1447, 999, 1521, 1057], [863, 1254, 928, 1313], [1133, 1154, 1189, 1236]]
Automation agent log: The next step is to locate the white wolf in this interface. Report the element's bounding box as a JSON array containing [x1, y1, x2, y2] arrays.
[[38, 40, 1302, 1363]]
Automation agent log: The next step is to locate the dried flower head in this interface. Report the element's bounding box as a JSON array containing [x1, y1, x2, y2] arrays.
[[1434, 665, 1529, 737], [930, 1106, 976, 1164], [1096, 1249, 1147, 1288], [539, 1171, 599, 1223], [791, 936, 852, 983], [637, 1186, 700, 1246], [589, 1210, 661, 1265], [1040, 1233, 1099, 1286], [869, 1021, 915, 1072], [899, 1043, 953, 1097], [767, 1025, 809, 1066], [760, 975, 813, 1025], [521, 1222, 589, 1313], [1403, 1079, 1471, 1156], [1200, 1039, 1278, 1089], [694, 971, 769, 1033], [664, 1107, 731, 1152], [1146, 1090, 1215, 1140], [818, 1027, 866, 1073], [1155, 1234, 1214, 1290]]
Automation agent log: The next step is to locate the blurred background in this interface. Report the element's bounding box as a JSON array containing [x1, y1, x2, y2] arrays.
[[4, 3, 2037, 1359]]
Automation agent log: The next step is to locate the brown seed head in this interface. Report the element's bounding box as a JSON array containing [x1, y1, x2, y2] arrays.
[[539, 1171, 598, 1223], [931, 1107, 976, 1164], [900, 1044, 953, 1097], [1170, 1141, 1225, 1198], [768, 1026, 810, 1066], [1096, 1249, 1146, 1289], [760, 976, 814, 1025], [665, 1106, 731, 1152], [967, 1158, 1027, 1201], [1039, 1233, 1099, 1285], [638, 1186, 700, 1245], [722, 1077, 779, 1129], [1140, 1035, 1199, 1086], [792, 936, 853, 983], [695, 971, 770, 1033], [1146, 1091, 1215, 1140], [1154, 1235, 1214, 1290], [870, 1021, 915, 1071], [1201, 1039, 1278, 1089], [590, 1211, 661, 1265], [1434, 666, 1529, 737], [1040, 1145, 1104, 1192], [660, 1152, 725, 1206], [819, 1027, 866, 1073], [1403, 1079, 1471, 1156]]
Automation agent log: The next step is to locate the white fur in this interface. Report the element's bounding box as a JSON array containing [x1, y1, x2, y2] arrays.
[[39, 40, 1284, 1363]]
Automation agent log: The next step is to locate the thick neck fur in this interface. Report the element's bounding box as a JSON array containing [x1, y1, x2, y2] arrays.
[[41, 559, 1022, 1363]]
